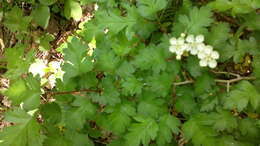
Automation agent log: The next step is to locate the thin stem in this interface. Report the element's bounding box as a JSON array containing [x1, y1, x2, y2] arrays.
[[214, 76, 256, 84], [173, 76, 256, 92], [173, 80, 194, 86], [47, 89, 101, 95], [210, 70, 240, 78], [0, 38, 4, 52]]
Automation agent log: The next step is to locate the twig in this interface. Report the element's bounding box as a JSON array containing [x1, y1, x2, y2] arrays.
[[214, 12, 239, 26], [210, 70, 240, 78], [173, 80, 194, 86], [0, 38, 4, 53], [214, 76, 256, 83], [166, 56, 176, 62], [173, 76, 256, 92], [47, 89, 101, 95], [178, 131, 188, 146], [216, 76, 256, 92]]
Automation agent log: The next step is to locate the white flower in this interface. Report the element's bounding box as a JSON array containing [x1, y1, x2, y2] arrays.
[[186, 35, 195, 43], [54, 69, 65, 80], [204, 45, 213, 55], [197, 45, 210, 59], [29, 59, 47, 77], [180, 33, 186, 37], [48, 74, 56, 89], [94, 3, 99, 11], [47, 60, 65, 81], [169, 37, 187, 56], [170, 37, 177, 45], [211, 51, 219, 59], [48, 61, 62, 73], [198, 45, 219, 68], [186, 34, 205, 55], [208, 60, 217, 68], [199, 57, 217, 68], [199, 59, 207, 67], [195, 35, 204, 43], [176, 55, 182, 60], [168, 33, 219, 68], [198, 52, 206, 59]]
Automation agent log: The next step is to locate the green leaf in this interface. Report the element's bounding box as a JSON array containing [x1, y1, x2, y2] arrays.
[[132, 45, 167, 73], [200, 96, 218, 112], [4, 45, 34, 80], [211, 111, 237, 132], [206, 22, 230, 48], [147, 72, 173, 97], [185, 56, 205, 77], [43, 136, 71, 146], [137, 0, 167, 20], [78, 72, 98, 89], [62, 37, 93, 81], [256, 120, 260, 128], [194, 73, 214, 95], [243, 13, 260, 31], [126, 6, 157, 39], [96, 9, 137, 36], [137, 96, 167, 119], [182, 119, 199, 140], [125, 117, 159, 146], [64, 96, 96, 129], [0, 108, 45, 146], [64, 0, 82, 21], [156, 114, 180, 146], [38, 33, 55, 51], [175, 6, 213, 35], [116, 61, 135, 78], [5, 75, 41, 110], [122, 76, 143, 96], [4, 6, 31, 33], [175, 86, 199, 115], [108, 139, 125, 146], [132, 46, 154, 70], [95, 46, 120, 72], [110, 32, 139, 56], [64, 130, 94, 146], [252, 55, 260, 78], [150, 46, 168, 73], [175, 95, 198, 115], [223, 81, 260, 111], [91, 76, 121, 105], [217, 136, 240, 146], [40, 102, 62, 124], [206, 22, 231, 62], [80, 0, 96, 5], [102, 103, 136, 135], [80, 22, 104, 42], [233, 38, 258, 63], [230, 0, 259, 15], [207, 0, 233, 12], [223, 89, 249, 112], [39, 0, 57, 5], [208, 0, 260, 15], [239, 118, 260, 138], [182, 117, 218, 146], [218, 41, 236, 62], [32, 5, 50, 29]]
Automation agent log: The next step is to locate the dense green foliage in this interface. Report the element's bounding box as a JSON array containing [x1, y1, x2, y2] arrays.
[[1, 0, 260, 146]]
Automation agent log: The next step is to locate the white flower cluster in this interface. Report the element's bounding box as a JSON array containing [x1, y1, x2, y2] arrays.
[[169, 33, 219, 68], [29, 59, 65, 89]]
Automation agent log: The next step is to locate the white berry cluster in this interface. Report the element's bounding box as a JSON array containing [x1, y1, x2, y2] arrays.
[[169, 33, 219, 68]]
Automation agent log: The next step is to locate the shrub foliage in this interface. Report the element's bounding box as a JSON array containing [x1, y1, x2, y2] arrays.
[[0, 0, 260, 146]]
